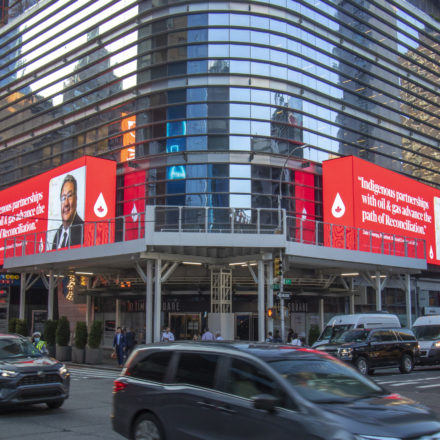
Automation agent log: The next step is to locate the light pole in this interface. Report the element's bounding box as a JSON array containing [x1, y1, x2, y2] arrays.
[[276, 142, 310, 342]]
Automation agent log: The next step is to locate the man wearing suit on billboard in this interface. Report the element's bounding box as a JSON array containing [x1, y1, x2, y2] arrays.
[[52, 174, 84, 250]]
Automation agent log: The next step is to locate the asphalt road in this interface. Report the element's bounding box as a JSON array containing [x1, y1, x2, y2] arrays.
[[1, 364, 440, 439]]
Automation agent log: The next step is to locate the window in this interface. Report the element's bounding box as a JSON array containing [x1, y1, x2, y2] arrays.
[[173, 352, 219, 389], [129, 351, 172, 382], [396, 329, 416, 342], [225, 358, 278, 399], [371, 331, 396, 342]]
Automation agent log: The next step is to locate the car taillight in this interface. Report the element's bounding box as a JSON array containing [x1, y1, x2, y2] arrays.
[[113, 380, 128, 393]]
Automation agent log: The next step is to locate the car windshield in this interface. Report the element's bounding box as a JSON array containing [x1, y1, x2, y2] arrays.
[[332, 329, 370, 343], [413, 325, 440, 341], [0, 338, 42, 360], [269, 356, 384, 403], [319, 324, 353, 342]]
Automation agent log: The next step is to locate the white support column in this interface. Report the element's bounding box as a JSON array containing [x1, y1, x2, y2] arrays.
[[258, 260, 265, 342], [405, 274, 412, 328], [48, 270, 54, 320], [349, 295, 355, 314], [115, 299, 121, 330], [19, 273, 26, 320], [154, 258, 162, 342], [319, 298, 325, 332], [266, 261, 274, 335], [375, 271, 382, 311], [146, 260, 153, 344]]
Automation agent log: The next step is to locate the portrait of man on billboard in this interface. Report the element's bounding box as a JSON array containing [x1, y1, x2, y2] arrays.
[[48, 170, 85, 250]]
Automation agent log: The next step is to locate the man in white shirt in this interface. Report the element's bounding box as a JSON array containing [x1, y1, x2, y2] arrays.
[[161, 327, 175, 342], [202, 328, 215, 341]]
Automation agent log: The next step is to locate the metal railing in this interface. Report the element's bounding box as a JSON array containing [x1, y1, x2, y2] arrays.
[[2, 206, 426, 261]]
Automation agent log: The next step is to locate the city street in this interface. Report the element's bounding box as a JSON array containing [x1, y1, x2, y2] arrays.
[[2, 365, 440, 439]]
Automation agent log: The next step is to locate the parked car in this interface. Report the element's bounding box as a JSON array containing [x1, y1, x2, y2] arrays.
[[413, 315, 440, 365], [312, 313, 401, 348], [0, 333, 70, 409], [315, 327, 418, 375], [112, 341, 440, 440]]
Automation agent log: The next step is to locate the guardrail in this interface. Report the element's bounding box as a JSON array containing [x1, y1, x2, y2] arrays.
[[2, 206, 426, 261]]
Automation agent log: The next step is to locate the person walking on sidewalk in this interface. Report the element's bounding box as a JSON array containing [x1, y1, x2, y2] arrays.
[[113, 327, 126, 367]]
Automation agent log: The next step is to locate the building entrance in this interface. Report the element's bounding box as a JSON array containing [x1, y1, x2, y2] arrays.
[[235, 313, 258, 341], [169, 313, 201, 340]]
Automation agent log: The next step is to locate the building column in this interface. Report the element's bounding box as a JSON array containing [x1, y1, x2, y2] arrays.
[[405, 274, 412, 328], [47, 270, 55, 320], [146, 260, 153, 344], [115, 299, 121, 330], [154, 258, 162, 342], [19, 273, 26, 320], [266, 261, 274, 336], [86, 295, 92, 328], [258, 259, 265, 342], [319, 298, 325, 332], [375, 271, 382, 311]]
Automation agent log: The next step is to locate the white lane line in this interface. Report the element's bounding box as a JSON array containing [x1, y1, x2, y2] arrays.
[[418, 383, 440, 389], [376, 377, 438, 385]]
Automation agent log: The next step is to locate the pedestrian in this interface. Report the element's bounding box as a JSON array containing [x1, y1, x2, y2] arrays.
[[161, 326, 175, 342], [113, 327, 126, 367], [125, 327, 137, 358], [287, 328, 294, 342], [289, 332, 302, 346], [272, 330, 283, 343], [265, 331, 273, 342], [32, 331, 48, 354], [201, 328, 215, 341], [215, 332, 224, 340], [192, 333, 200, 341]]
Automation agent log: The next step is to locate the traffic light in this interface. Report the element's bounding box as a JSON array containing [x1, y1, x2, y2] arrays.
[[274, 257, 282, 277], [267, 308, 274, 318]]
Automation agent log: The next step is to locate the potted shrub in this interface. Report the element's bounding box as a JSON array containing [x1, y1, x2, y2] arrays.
[[72, 321, 88, 363], [44, 320, 58, 357], [15, 319, 28, 337], [308, 324, 321, 347], [8, 317, 18, 334], [56, 316, 71, 361], [85, 320, 103, 364]]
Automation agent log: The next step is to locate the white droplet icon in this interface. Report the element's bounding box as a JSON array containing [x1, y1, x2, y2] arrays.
[[301, 207, 307, 220], [331, 193, 346, 218], [131, 204, 139, 222], [94, 193, 108, 218], [430, 246, 434, 259]]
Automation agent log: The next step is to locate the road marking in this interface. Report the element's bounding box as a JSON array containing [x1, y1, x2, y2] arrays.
[[67, 367, 120, 380], [418, 383, 440, 389]]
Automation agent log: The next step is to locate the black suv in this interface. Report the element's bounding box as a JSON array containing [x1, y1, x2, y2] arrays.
[[0, 333, 70, 409], [316, 328, 418, 375], [112, 342, 440, 440]]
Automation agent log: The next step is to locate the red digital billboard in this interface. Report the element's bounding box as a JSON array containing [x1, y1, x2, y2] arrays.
[[0, 156, 116, 264], [323, 156, 438, 264]]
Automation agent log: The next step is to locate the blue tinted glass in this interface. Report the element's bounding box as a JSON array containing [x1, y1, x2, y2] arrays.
[[188, 88, 207, 102], [188, 29, 208, 43], [187, 44, 208, 58], [188, 13, 208, 26]]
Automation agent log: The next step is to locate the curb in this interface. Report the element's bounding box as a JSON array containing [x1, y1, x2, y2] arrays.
[[65, 362, 121, 372]]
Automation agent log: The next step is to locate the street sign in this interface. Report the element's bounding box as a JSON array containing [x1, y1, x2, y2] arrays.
[[284, 279, 292, 285], [272, 283, 280, 290], [277, 292, 291, 299]]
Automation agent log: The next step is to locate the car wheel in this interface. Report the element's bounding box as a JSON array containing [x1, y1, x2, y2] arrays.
[[46, 399, 64, 409], [399, 354, 414, 374], [133, 413, 164, 440], [355, 356, 369, 375]]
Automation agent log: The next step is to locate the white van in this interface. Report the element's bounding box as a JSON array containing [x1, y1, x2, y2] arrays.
[[412, 315, 440, 365], [312, 313, 401, 348]]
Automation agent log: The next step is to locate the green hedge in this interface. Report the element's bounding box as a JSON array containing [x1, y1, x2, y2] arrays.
[[308, 324, 321, 346], [15, 319, 28, 336], [8, 317, 18, 334], [56, 316, 71, 346], [88, 321, 103, 349], [44, 320, 58, 346], [74, 321, 88, 349]]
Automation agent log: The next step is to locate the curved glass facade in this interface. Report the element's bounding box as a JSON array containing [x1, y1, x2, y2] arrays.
[[1, 0, 440, 219]]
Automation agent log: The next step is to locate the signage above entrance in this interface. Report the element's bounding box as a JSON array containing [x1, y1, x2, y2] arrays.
[[0, 156, 116, 264], [323, 156, 439, 265]]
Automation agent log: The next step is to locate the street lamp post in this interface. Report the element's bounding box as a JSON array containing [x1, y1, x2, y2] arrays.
[[277, 142, 310, 342]]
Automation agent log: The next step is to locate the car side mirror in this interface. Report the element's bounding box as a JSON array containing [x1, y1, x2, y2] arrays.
[[252, 394, 278, 412]]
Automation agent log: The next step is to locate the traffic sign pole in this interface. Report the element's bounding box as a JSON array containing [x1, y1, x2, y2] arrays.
[[279, 251, 285, 342]]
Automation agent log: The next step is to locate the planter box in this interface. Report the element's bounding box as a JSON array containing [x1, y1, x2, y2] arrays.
[[56, 345, 72, 362], [85, 347, 102, 364], [47, 345, 56, 358], [71, 347, 85, 363]]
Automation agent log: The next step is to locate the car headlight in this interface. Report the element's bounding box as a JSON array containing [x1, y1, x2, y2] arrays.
[[433, 341, 440, 348], [338, 347, 353, 356], [356, 436, 401, 440], [0, 369, 18, 378], [58, 364, 69, 378]]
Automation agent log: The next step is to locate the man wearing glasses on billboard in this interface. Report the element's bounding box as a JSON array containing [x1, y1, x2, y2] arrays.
[[52, 174, 84, 250]]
